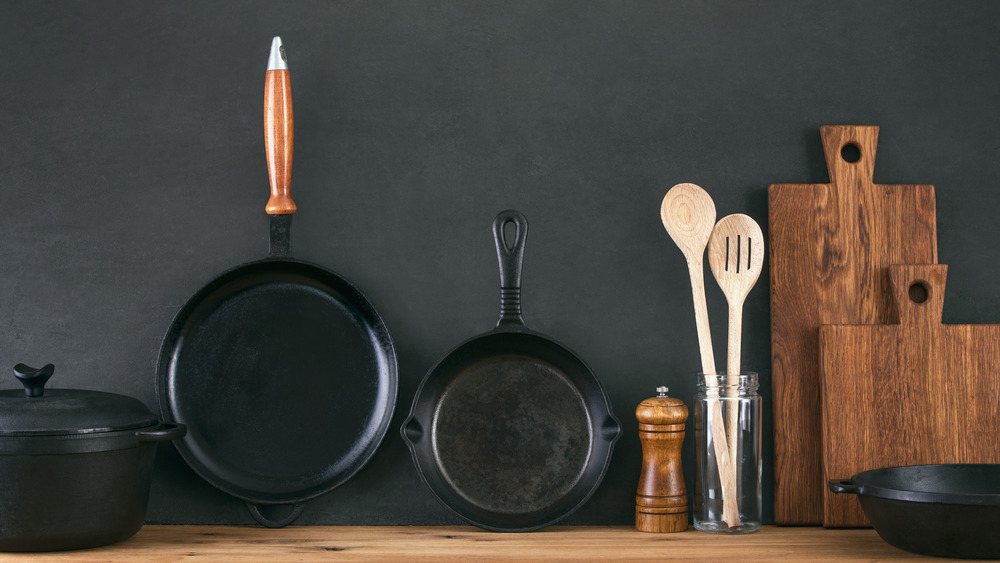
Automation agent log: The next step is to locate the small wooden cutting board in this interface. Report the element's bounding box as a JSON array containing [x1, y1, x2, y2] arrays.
[[768, 125, 938, 524], [820, 264, 1000, 527]]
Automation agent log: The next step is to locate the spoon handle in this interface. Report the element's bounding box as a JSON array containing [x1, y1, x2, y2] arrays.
[[685, 257, 740, 527], [687, 257, 716, 376], [726, 300, 744, 509], [727, 302, 743, 376]]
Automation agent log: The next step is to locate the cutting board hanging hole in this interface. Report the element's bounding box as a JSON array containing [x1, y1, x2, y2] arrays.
[[840, 143, 862, 163], [909, 281, 929, 304]]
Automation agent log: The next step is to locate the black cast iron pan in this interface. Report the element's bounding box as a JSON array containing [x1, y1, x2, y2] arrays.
[[156, 37, 397, 528], [402, 210, 621, 532], [830, 464, 1000, 559]]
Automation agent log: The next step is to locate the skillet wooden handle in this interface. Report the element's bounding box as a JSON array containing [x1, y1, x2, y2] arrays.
[[264, 37, 295, 215]]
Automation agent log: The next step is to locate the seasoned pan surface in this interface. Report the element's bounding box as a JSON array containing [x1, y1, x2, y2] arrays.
[[158, 259, 396, 505], [403, 210, 619, 532]]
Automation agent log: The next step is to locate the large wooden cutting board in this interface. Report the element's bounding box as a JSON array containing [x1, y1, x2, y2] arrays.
[[820, 264, 1000, 527], [768, 125, 938, 524]]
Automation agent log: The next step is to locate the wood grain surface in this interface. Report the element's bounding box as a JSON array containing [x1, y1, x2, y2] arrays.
[[820, 264, 1000, 527], [768, 125, 938, 524], [0, 526, 928, 562], [264, 67, 296, 215], [635, 392, 689, 532]]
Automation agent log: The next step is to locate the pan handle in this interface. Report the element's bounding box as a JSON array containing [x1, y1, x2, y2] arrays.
[[493, 210, 528, 328], [828, 479, 862, 495], [246, 502, 304, 528], [265, 36, 296, 216]]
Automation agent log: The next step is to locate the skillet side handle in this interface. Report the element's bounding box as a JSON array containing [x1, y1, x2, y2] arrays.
[[828, 479, 862, 495], [493, 210, 528, 328]]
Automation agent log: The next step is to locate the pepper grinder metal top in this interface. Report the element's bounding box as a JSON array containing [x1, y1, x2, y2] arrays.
[[635, 386, 689, 532]]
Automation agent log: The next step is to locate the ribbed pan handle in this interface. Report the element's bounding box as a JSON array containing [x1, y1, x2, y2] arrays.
[[493, 210, 527, 328]]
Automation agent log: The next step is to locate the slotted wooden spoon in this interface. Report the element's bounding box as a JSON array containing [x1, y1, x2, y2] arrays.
[[660, 183, 739, 528], [707, 214, 764, 468]]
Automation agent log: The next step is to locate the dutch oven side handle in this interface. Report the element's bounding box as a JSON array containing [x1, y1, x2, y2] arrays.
[[493, 209, 528, 328], [246, 502, 304, 528], [828, 479, 863, 495], [136, 423, 187, 442]]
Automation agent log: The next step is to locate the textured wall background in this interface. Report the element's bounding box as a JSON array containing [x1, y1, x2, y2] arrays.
[[2, 1, 999, 525]]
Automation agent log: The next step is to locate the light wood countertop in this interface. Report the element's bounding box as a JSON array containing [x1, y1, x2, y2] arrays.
[[0, 525, 933, 561]]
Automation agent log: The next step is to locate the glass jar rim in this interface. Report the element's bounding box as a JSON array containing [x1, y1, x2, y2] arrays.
[[696, 372, 759, 391]]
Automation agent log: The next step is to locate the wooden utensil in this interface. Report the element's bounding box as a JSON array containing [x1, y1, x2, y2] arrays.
[[768, 125, 938, 524], [661, 183, 718, 375], [660, 183, 739, 528], [820, 264, 1000, 527], [707, 214, 764, 463]]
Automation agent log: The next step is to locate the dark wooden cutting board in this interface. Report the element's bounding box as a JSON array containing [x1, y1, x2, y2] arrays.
[[820, 264, 1000, 527], [768, 125, 938, 524]]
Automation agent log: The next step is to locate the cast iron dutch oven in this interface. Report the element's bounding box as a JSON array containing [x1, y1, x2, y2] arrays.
[[402, 210, 621, 532], [830, 464, 1000, 559], [156, 38, 397, 527], [0, 363, 185, 552]]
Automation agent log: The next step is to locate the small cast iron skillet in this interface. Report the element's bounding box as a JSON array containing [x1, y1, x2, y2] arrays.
[[402, 209, 620, 532]]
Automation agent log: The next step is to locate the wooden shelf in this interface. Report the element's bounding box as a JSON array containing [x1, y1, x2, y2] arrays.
[[0, 525, 928, 561]]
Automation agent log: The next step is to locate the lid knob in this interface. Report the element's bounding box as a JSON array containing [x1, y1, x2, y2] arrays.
[[656, 386, 668, 397], [13, 363, 54, 398]]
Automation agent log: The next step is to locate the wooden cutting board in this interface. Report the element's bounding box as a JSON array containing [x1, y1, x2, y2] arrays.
[[820, 264, 1000, 527], [768, 125, 938, 524]]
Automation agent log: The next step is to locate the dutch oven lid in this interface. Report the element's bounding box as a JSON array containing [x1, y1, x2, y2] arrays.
[[0, 364, 157, 436]]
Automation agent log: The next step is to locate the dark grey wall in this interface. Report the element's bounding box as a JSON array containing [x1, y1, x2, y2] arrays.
[[2, 1, 999, 525]]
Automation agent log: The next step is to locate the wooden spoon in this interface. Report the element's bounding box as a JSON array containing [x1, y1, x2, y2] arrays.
[[660, 183, 717, 375], [660, 183, 739, 528], [707, 213, 764, 474]]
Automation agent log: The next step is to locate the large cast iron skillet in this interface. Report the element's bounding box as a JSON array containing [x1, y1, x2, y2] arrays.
[[830, 464, 1000, 558], [156, 39, 396, 527], [402, 210, 620, 532]]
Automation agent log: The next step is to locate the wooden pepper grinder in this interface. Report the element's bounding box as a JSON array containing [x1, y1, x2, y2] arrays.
[[635, 386, 689, 532]]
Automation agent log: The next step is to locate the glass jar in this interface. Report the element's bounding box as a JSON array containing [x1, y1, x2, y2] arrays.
[[693, 373, 761, 533]]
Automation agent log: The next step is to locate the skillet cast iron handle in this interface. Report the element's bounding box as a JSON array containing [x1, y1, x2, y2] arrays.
[[136, 423, 188, 443], [265, 36, 294, 258], [13, 363, 55, 398], [493, 209, 528, 328], [247, 502, 305, 528], [828, 479, 862, 495]]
